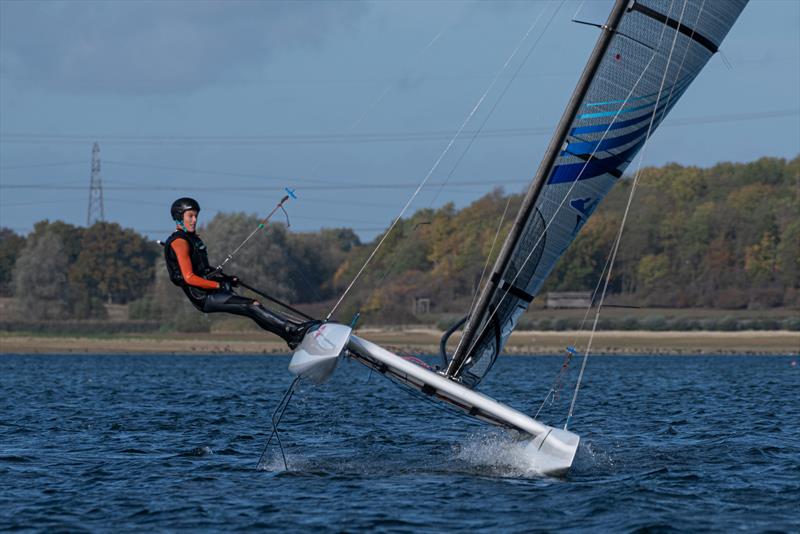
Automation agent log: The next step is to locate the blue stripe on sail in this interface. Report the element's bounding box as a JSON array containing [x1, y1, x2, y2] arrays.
[[562, 123, 649, 155], [571, 110, 652, 135], [573, 95, 676, 135], [571, 83, 689, 135], [585, 93, 655, 108], [583, 73, 694, 108], [577, 101, 654, 119], [547, 140, 644, 185]]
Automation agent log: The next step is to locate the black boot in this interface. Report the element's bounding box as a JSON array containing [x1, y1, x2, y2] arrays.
[[247, 305, 295, 340], [285, 320, 323, 350]]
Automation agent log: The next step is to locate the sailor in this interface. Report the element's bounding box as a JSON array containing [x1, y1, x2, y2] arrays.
[[163, 197, 316, 348]]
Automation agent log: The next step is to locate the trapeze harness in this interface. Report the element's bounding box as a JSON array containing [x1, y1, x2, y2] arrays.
[[163, 229, 304, 345]]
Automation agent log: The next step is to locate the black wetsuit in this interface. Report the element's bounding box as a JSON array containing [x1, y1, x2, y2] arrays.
[[163, 229, 306, 346]]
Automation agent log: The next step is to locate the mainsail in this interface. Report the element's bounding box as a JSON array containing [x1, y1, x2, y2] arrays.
[[446, 0, 748, 387]]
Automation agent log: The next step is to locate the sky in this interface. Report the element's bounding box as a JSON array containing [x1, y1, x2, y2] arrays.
[[1, 0, 798, 241]]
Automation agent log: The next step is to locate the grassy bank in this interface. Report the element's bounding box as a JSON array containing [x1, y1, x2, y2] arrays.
[[1, 329, 797, 356]]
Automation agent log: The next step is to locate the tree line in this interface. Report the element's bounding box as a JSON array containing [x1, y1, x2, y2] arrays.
[[0, 156, 797, 326], [332, 156, 799, 324]]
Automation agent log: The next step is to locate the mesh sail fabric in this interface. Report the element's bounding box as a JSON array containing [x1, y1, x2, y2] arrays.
[[457, 0, 748, 387]]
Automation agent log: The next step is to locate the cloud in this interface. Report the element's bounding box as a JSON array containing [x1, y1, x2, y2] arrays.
[[0, 0, 369, 94]]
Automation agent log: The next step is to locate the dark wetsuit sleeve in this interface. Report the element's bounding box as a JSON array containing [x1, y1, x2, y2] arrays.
[[170, 238, 220, 290]]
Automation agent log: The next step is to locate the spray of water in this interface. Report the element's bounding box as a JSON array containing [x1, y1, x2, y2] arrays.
[[453, 430, 616, 478], [453, 430, 555, 478], [256, 452, 301, 472]]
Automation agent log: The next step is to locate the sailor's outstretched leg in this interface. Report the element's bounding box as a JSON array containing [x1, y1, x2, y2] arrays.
[[203, 290, 318, 348]]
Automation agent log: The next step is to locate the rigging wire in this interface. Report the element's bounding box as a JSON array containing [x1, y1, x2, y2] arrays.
[[273, 13, 466, 319], [349, 1, 562, 332], [211, 16, 460, 302], [257, 376, 300, 471], [533, 250, 614, 420], [450, 0, 679, 379], [426, 0, 565, 209], [572, 0, 587, 21], [531, 0, 706, 420], [565, 0, 693, 430], [659, 0, 707, 127], [245, 12, 462, 307], [327, 2, 566, 322], [441, 0, 565, 358], [149, 15, 463, 304], [212, 190, 295, 274], [464, 194, 515, 331]]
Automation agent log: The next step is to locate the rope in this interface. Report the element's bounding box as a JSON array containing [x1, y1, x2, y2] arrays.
[[565, 0, 692, 431], [326, 2, 564, 321]]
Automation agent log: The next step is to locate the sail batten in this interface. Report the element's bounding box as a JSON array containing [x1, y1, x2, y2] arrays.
[[446, 0, 748, 387]]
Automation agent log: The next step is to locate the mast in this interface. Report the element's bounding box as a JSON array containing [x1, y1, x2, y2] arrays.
[[446, 0, 629, 378]]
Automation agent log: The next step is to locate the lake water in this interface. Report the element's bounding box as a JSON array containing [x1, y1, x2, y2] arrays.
[[1, 353, 798, 531]]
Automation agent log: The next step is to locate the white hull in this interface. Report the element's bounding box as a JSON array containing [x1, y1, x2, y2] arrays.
[[288, 323, 580, 476], [346, 335, 580, 476], [288, 323, 351, 384]]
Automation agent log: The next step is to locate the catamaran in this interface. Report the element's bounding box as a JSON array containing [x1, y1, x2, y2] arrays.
[[281, 0, 748, 476]]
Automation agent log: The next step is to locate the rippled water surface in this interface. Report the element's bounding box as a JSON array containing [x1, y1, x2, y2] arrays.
[[1, 353, 798, 531]]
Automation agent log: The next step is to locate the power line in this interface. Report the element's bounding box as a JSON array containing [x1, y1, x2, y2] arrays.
[[0, 178, 531, 191], [0, 161, 86, 171], [104, 160, 335, 185], [0, 180, 85, 187], [2, 194, 404, 228], [0, 224, 392, 235], [102, 197, 382, 225], [1, 108, 795, 146], [0, 160, 462, 192], [0, 160, 354, 187], [0, 196, 86, 207]]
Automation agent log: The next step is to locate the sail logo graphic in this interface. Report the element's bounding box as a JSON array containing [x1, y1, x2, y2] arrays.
[[312, 324, 337, 351], [569, 196, 598, 235], [570, 196, 598, 218]]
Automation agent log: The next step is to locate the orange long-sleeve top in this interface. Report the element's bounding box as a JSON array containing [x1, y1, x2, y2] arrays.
[[170, 238, 220, 290]]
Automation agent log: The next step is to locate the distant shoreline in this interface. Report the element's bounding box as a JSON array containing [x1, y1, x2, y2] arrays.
[[1, 330, 797, 356]]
